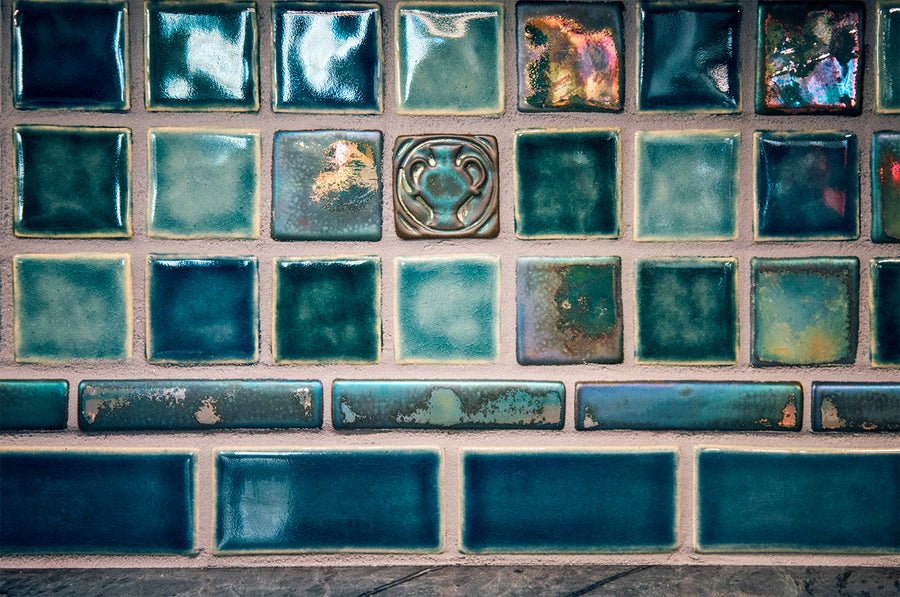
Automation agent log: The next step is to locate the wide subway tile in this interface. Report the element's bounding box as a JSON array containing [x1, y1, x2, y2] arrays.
[[812, 382, 900, 431], [872, 131, 900, 243], [870, 258, 900, 367], [0, 380, 68, 431], [877, 1, 900, 113]]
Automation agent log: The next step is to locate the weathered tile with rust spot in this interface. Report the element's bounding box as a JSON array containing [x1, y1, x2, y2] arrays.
[[812, 382, 900, 431]]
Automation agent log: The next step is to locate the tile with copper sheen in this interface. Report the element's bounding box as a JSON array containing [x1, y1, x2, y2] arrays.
[[870, 258, 900, 367], [872, 131, 900, 243], [0, 380, 69, 431], [812, 382, 900, 431], [877, 1, 900, 113]]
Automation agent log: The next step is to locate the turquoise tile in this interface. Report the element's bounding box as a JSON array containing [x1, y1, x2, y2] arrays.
[[14, 125, 132, 238], [517, 2, 623, 112], [812, 382, 900, 432], [215, 448, 442, 553], [394, 256, 499, 364], [272, 3, 382, 113], [635, 258, 738, 365], [148, 128, 260, 239], [14, 254, 132, 363], [12, 0, 129, 110], [145, 0, 259, 111], [516, 257, 623, 365], [751, 257, 859, 366], [0, 380, 68, 431], [461, 449, 678, 553], [876, 1, 900, 113], [696, 447, 900, 553], [146, 255, 258, 364], [79, 380, 322, 430], [272, 131, 382, 241], [514, 129, 620, 239], [870, 258, 900, 367], [577, 382, 801, 431], [872, 131, 900, 243], [634, 131, 739, 241], [0, 449, 196, 554], [638, 3, 741, 113], [272, 257, 380, 364], [756, 2, 863, 115], [395, 2, 503, 115], [333, 380, 563, 429]]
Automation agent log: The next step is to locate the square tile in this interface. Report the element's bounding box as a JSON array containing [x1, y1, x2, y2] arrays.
[[877, 1, 900, 113], [812, 382, 900, 431], [756, 2, 863, 115], [635, 258, 738, 365], [516, 257, 623, 365], [754, 131, 859, 241], [514, 129, 620, 239], [394, 135, 498, 239], [14, 125, 132, 238], [272, 3, 382, 113], [144, 0, 259, 111], [638, 3, 740, 112], [148, 128, 260, 239], [273, 256, 381, 364], [12, 0, 129, 110], [751, 257, 859, 366], [146, 255, 258, 364], [395, 2, 503, 115], [870, 258, 900, 367], [0, 380, 69, 431], [872, 131, 900, 242], [272, 131, 382, 241], [14, 254, 132, 363], [517, 2, 623, 112], [394, 256, 499, 364], [634, 130, 739, 241]]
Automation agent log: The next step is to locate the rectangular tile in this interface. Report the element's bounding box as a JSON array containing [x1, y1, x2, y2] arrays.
[[0, 380, 68, 430], [812, 382, 900, 432], [870, 258, 900, 367]]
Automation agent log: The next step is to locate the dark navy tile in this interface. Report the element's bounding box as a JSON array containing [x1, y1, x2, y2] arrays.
[[0, 380, 68, 431], [812, 382, 900, 432], [0, 449, 196, 554], [870, 258, 900, 367], [877, 1, 900, 113], [215, 449, 442, 553], [696, 447, 900, 552], [872, 131, 900, 243]]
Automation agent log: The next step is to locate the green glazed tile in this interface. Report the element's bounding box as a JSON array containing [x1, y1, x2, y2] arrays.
[[145, 0, 259, 111], [516, 257, 623, 365], [517, 2, 623, 112], [0, 380, 68, 431], [148, 128, 260, 239], [514, 129, 620, 239], [394, 256, 499, 364], [14, 254, 132, 363], [634, 130, 739, 241], [635, 258, 738, 365], [14, 125, 132, 238], [872, 131, 900, 242], [396, 2, 504, 115], [812, 382, 900, 432], [272, 131, 382, 241], [272, 257, 381, 364], [751, 257, 859, 367], [877, 1, 900, 113], [870, 258, 900, 367]]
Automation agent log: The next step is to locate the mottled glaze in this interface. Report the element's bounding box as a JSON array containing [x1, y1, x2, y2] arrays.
[[872, 131, 900, 242], [0, 380, 68, 431], [877, 1, 900, 113], [870, 258, 900, 367], [812, 382, 900, 431]]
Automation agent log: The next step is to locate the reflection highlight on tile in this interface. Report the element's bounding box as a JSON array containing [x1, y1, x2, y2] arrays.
[[872, 131, 900, 243]]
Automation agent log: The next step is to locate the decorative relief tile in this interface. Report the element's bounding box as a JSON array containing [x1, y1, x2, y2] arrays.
[[876, 1, 900, 113], [812, 382, 900, 431], [870, 258, 900, 367], [0, 380, 69, 431], [872, 131, 900, 243]]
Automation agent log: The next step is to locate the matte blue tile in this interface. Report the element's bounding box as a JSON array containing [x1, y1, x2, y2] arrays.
[[0, 380, 68, 431], [877, 1, 900, 113], [870, 258, 900, 367], [79, 380, 322, 430], [215, 448, 442, 553], [333, 380, 563, 429], [461, 449, 678, 553], [577, 382, 801, 431], [0, 449, 196, 554], [872, 131, 900, 243], [812, 382, 900, 432], [696, 448, 900, 553]]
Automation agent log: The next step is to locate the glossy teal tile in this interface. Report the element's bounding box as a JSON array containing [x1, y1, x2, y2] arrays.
[[0, 380, 68, 431], [876, 1, 900, 113], [145, 0, 259, 111], [215, 448, 442, 553], [272, 131, 382, 241], [576, 382, 801, 431], [0, 449, 196, 554], [812, 382, 900, 432], [635, 258, 738, 365], [516, 257, 623, 365], [461, 449, 678, 553], [696, 447, 900, 553], [751, 257, 859, 366], [756, 2, 863, 115], [14, 254, 132, 363], [79, 380, 322, 430], [754, 132, 859, 241], [870, 258, 900, 367], [872, 131, 900, 242], [333, 380, 563, 429], [394, 256, 499, 364], [146, 255, 258, 364], [395, 2, 503, 115], [14, 125, 131, 238], [634, 130, 739, 241], [272, 3, 382, 113], [517, 2, 623, 112], [272, 257, 380, 364], [148, 128, 260, 239], [514, 129, 620, 239], [12, 0, 129, 110]]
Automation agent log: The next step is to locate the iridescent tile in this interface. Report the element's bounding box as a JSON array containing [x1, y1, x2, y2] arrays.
[[517, 2, 623, 112], [877, 1, 900, 113], [872, 131, 900, 243], [812, 382, 900, 431], [0, 380, 68, 431], [870, 258, 900, 368]]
